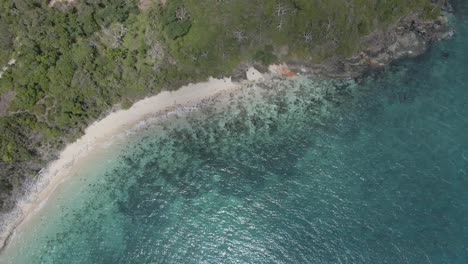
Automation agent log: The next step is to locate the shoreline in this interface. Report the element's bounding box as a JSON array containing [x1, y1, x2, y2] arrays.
[[0, 69, 271, 251], [0, 9, 455, 253]]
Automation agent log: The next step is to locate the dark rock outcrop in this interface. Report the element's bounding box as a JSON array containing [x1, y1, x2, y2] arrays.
[[288, 13, 454, 79]]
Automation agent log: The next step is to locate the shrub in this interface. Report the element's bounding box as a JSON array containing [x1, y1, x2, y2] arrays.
[[253, 45, 278, 65]]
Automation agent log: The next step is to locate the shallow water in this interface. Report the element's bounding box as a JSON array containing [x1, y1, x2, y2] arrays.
[[2, 3, 468, 264]]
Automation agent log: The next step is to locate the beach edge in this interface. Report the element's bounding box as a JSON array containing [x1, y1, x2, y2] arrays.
[[0, 68, 270, 251]]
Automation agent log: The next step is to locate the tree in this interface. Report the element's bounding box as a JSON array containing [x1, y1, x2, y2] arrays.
[[0, 21, 14, 62], [160, 2, 192, 40], [253, 45, 278, 65], [99, 23, 128, 48]]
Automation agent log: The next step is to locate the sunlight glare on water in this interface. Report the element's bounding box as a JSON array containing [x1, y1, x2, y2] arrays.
[[1, 2, 468, 264]]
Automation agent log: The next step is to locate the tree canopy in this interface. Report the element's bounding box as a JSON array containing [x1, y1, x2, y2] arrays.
[[0, 0, 443, 212]]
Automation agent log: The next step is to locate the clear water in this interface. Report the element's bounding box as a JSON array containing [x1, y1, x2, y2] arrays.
[[2, 4, 468, 264]]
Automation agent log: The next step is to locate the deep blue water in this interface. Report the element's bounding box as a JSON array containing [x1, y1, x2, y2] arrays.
[[2, 3, 468, 264]]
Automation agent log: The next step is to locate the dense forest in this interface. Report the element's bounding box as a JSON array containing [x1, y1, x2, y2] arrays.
[[0, 0, 443, 212]]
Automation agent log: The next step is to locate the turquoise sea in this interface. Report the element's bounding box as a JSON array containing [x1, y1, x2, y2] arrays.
[[2, 3, 468, 264]]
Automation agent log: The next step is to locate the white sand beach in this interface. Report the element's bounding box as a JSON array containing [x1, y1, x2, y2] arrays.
[[0, 64, 284, 252], [0, 76, 240, 251]]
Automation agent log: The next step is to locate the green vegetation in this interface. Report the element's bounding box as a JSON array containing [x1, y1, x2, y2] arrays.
[[253, 46, 278, 66], [0, 0, 443, 212], [160, 0, 192, 40]]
